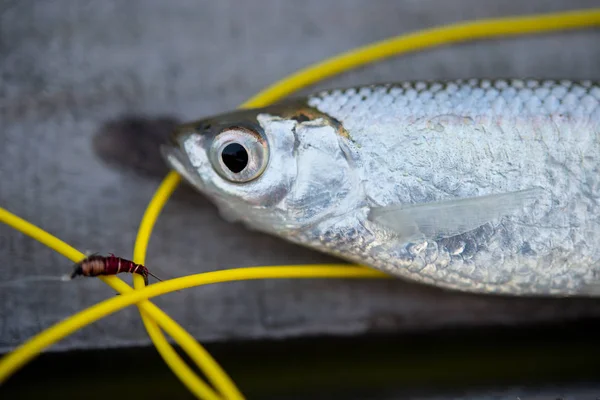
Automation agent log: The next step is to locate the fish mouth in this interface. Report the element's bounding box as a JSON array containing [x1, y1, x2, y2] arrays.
[[160, 143, 206, 190]]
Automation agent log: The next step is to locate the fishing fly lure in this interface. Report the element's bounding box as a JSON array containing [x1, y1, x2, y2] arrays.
[[71, 253, 161, 285]]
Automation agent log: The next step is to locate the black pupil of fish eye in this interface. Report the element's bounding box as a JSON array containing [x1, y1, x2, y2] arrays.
[[221, 143, 248, 173]]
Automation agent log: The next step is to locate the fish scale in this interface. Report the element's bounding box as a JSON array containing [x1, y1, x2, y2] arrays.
[[311, 79, 598, 119], [164, 78, 600, 296], [300, 79, 600, 295]]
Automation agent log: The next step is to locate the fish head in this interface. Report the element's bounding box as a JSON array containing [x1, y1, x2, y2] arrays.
[[161, 103, 361, 235]]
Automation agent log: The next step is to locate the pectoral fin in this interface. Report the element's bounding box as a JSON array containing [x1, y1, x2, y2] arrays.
[[368, 188, 542, 241]]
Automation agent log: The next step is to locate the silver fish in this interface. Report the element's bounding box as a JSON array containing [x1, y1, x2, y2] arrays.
[[161, 78, 600, 297]]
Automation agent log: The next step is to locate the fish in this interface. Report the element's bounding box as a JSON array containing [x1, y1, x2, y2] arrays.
[[161, 78, 600, 297]]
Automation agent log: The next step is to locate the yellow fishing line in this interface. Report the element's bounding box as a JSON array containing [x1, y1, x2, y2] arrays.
[[239, 8, 600, 109], [0, 7, 598, 400], [131, 171, 239, 399], [0, 207, 219, 400], [0, 206, 223, 400], [131, 10, 600, 397], [133, 171, 182, 265]]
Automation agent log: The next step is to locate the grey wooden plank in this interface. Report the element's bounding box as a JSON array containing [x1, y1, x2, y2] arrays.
[[1, 0, 600, 352]]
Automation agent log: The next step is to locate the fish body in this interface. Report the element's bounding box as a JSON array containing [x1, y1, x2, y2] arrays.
[[162, 79, 600, 297]]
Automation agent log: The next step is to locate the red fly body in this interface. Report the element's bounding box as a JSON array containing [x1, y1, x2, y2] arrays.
[[71, 254, 161, 285]]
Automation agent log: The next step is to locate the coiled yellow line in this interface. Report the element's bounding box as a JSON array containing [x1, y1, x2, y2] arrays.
[[1, 8, 599, 400]]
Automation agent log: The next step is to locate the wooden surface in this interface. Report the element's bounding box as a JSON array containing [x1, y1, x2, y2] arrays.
[[1, 0, 600, 353]]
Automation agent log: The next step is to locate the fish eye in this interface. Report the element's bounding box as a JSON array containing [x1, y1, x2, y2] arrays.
[[221, 143, 248, 173], [209, 127, 268, 183]]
